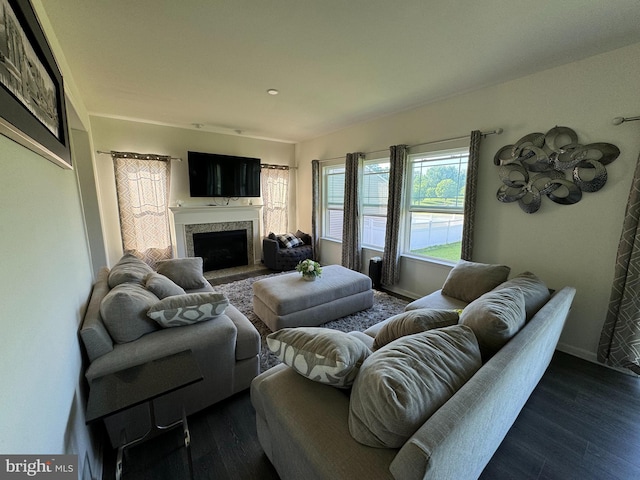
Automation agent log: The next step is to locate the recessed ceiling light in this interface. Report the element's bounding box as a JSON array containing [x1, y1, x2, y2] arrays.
[[267, 89, 279, 95]]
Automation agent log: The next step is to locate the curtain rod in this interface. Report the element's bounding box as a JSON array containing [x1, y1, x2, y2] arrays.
[[316, 128, 503, 163], [261, 163, 297, 170], [96, 150, 182, 161], [612, 115, 640, 125]]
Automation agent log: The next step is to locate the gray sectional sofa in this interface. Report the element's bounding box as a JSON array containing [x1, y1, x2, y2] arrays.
[[80, 254, 260, 448], [251, 261, 576, 480]]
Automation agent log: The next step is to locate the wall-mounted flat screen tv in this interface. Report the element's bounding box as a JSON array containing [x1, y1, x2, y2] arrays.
[[188, 151, 261, 197]]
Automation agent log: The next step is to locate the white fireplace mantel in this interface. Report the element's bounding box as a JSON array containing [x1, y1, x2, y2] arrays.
[[169, 205, 263, 264]]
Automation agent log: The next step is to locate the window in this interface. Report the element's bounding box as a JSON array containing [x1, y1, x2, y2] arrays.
[[323, 164, 345, 240], [405, 148, 469, 262], [361, 159, 390, 249]]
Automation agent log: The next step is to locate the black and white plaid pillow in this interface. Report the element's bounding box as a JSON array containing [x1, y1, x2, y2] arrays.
[[277, 233, 303, 248]]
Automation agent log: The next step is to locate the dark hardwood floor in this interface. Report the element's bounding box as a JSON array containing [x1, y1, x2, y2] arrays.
[[102, 351, 640, 480]]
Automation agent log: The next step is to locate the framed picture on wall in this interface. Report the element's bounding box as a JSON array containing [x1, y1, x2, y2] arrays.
[[0, 0, 71, 169]]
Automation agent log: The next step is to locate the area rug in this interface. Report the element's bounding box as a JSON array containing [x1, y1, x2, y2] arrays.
[[211, 273, 410, 372]]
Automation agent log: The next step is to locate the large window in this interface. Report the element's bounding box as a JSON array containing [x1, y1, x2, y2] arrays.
[[321, 147, 469, 264], [361, 159, 390, 248], [405, 148, 468, 262], [323, 165, 345, 240]]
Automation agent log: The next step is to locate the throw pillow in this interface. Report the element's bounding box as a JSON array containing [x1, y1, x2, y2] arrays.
[[459, 287, 526, 359], [276, 232, 303, 248], [441, 259, 511, 303], [100, 283, 160, 343], [494, 271, 550, 321], [266, 327, 371, 389], [107, 253, 154, 288], [295, 230, 311, 245], [144, 272, 187, 299], [372, 308, 460, 350], [147, 292, 229, 327], [349, 325, 481, 448], [155, 257, 206, 290]]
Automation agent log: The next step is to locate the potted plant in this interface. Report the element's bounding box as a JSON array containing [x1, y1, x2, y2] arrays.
[[296, 259, 322, 281]]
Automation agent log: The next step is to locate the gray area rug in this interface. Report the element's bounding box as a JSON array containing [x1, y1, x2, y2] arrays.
[[211, 272, 410, 372]]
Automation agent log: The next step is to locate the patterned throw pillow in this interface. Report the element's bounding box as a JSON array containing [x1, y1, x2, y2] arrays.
[[266, 327, 371, 388], [147, 292, 229, 327], [276, 233, 303, 248]]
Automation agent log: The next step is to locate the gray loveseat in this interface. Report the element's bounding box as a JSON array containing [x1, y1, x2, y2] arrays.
[[251, 261, 576, 479], [80, 254, 260, 448]]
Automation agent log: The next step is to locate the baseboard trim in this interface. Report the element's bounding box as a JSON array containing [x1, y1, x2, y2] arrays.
[[556, 342, 639, 377]]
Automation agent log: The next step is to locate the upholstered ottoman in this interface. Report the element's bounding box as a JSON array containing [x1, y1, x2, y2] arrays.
[[252, 265, 374, 331]]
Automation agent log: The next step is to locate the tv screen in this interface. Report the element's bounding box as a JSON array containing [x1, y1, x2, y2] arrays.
[[188, 151, 261, 197]]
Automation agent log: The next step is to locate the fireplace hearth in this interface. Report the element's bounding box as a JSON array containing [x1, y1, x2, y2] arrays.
[[193, 229, 248, 272]]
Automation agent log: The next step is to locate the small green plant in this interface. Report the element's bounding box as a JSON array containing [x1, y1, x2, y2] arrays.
[[296, 259, 322, 278]]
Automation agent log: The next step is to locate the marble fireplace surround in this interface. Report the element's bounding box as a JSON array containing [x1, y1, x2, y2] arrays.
[[169, 205, 262, 268], [185, 221, 253, 265]]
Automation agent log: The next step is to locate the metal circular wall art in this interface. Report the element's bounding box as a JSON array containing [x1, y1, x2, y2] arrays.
[[494, 126, 619, 213]]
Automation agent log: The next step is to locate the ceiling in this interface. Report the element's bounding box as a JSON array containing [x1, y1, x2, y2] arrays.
[[41, 0, 640, 143]]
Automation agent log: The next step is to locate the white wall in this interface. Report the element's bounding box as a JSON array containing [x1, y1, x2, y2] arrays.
[[296, 42, 640, 362], [0, 135, 99, 474], [89, 117, 296, 266]]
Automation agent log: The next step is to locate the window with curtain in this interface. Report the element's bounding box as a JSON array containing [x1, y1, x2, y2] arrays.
[[405, 148, 469, 262], [319, 141, 478, 266], [362, 158, 390, 249], [323, 164, 345, 240], [112, 152, 172, 268], [261, 165, 289, 236]]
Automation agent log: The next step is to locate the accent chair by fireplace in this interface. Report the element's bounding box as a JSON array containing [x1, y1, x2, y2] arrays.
[[263, 230, 313, 271]]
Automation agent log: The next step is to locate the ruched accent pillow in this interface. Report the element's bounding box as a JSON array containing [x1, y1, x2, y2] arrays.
[[459, 287, 526, 359], [267, 327, 371, 388], [441, 259, 511, 303], [144, 272, 187, 299], [107, 253, 153, 288], [349, 325, 481, 448], [494, 271, 550, 321], [147, 292, 229, 327], [100, 283, 160, 343], [372, 308, 460, 350]]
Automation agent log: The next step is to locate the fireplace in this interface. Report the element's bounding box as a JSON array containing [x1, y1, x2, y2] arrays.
[[183, 219, 255, 273], [193, 229, 248, 271]]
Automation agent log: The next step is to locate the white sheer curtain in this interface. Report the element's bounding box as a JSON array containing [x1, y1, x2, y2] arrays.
[[261, 165, 289, 236], [112, 151, 172, 268]]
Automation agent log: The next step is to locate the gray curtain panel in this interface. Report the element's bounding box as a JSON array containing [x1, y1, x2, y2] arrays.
[[311, 159, 320, 261], [381, 145, 407, 286], [341, 152, 363, 271], [461, 130, 482, 261], [598, 149, 640, 374], [112, 151, 173, 268]]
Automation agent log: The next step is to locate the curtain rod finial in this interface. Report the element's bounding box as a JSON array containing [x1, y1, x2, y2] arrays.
[[613, 117, 625, 125]]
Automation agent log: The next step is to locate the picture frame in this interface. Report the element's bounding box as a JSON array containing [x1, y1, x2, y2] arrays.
[[0, 0, 71, 169]]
